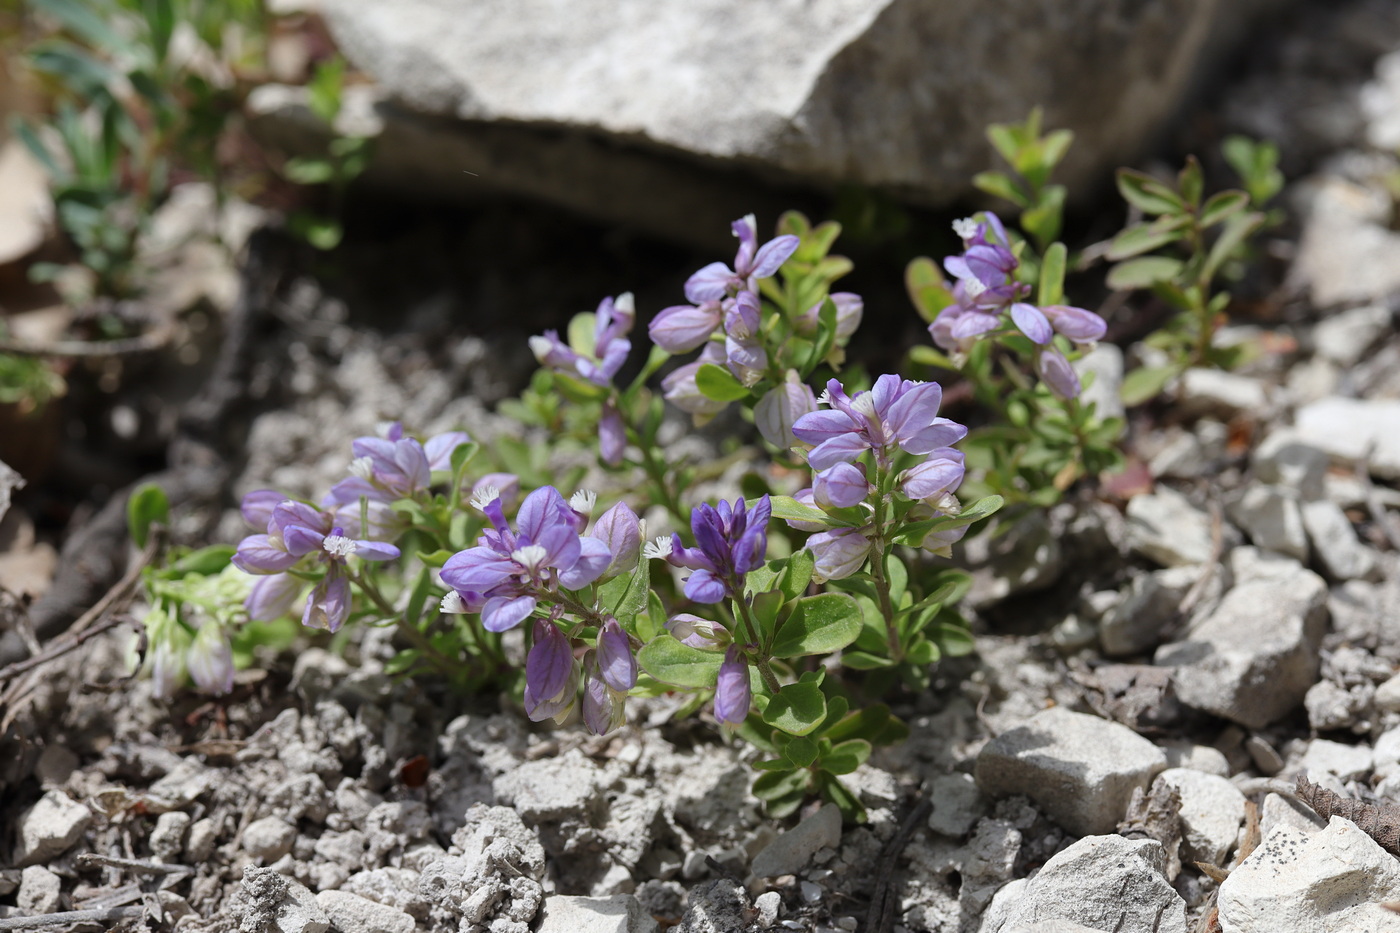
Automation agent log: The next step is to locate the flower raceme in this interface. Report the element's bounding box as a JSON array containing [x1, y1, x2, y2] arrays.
[[664, 495, 772, 604]]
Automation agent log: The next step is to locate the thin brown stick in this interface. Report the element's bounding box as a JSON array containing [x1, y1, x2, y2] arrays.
[[75, 852, 193, 875], [0, 612, 131, 685], [865, 795, 933, 933]]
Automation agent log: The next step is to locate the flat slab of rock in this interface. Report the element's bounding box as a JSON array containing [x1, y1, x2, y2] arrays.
[[14, 790, 92, 866], [975, 707, 1166, 835], [305, 0, 1284, 246], [981, 835, 1186, 933], [1218, 817, 1400, 932], [750, 803, 841, 877], [1155, 566, 1328, 728], [1126, 487, 1215, 567], [536, 894, 658, 933], [1152, 768, 1246, 866], [1295, 397, 1400, 481], [315, 890, 415, 933]]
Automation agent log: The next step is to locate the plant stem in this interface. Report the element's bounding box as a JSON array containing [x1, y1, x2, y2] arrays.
[[351, 570, 468, 678], [731, 589, 782, 694], [868, 463, 903, 661]]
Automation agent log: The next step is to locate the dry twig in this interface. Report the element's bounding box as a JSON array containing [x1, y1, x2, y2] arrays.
[[865, 795, 933, 933], [0, 908, 145, 930]]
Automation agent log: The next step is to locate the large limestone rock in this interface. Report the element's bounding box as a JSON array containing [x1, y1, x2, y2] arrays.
[[296, 0, 1283, 246]]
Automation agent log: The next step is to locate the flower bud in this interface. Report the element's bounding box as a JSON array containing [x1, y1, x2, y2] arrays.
[[648, 302, 723, 353], [755, 377, 818, 449], [599, 404, 626, 467], [807, 528, 872, 582], [814, 462, 869, 509], [713, 646, 752, 725], [662, 360, 727, 417], [302, 574, 350, 633], [424, 431, 472, 471], [187, 622, 235, 695], [723, 291, 760, 340], [596, 618, 637, 693], [1043, 304, 1107, 345], [1036, 347, 1082, 399], [783, 489, 828, 533], [831, 292, 864, 340], [246, 572, 302, 621], [525, 620, 574, 711], [1011, 302, 1053, 345], [665, 613, 730, 650], [899, 450, 965, 502], [590, 501, 641, 578], [147, 610, 191, 700], [725, 335, 766, 387], [582, 655, 627, 735], [240, 490, 284, 529]]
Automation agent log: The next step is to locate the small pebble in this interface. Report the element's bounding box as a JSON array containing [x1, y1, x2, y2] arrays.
[[754, 890, 782, 926], [801, 881, 823, 903]]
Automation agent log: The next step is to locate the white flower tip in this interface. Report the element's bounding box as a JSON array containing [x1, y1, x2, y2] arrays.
[[934, 492, 962, 515], [614, 292, 635, 314], [440, 591, 467, 614], [512, 544, 550, 572], [851, 393, 878, 418], [348, 456, 375, 480], [952, 217, 978, 240], [817, 388, 833, 406], [322, 534, 357, 559], [470, 486, 501, 512], [963, 277, 987, 299], [737, 213, 756, 235], [642, 536, 673, 561], [570, 489, 597, 515]]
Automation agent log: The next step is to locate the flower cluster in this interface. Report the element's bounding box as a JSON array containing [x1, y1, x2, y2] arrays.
[[930, 213, 1106, 398], [663, 494, 771, 604], [789, 376, 969, 580], [530, 293, 635, 465], [654, 216, 798, 413]]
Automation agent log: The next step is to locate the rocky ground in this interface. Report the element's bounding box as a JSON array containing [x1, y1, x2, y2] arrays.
[[7, 2, 1400, 932]]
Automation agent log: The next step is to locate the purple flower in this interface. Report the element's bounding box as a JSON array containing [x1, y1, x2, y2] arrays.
[[755, 376, 819, 449], [590, 501, 642, 579], [599, 403, 626, 467], [596, 618, 637, 693], [582, 653, 627, 735], [149, 624, 189, 700], [724, 333, 766, 387], [233, 501, 333, 574], [806, 527, 872, 582], [792, 375, 967, 471], [246, 572, 301, 621], [240, 489, 283, 528], [685, 215, 799, 303], [524, 620, 580, 723], [783, 488, 829, 533], [303, 572, 350, 633], [899, 448, 965, 503], [665, 614, 730, 650], [1036, 347, 1082, 399], [187, 622, 235, 695], [425, 431, 472, 471], [471, 473, 521, 511], [1042, 304, 1107, 345], [813, 462, 868, 509], [666, 496, 771, 604], [649, 300, 723, 354], [532, 294, 635, 386], [440, 486, 611, 632], [713, 646, 751, 725]]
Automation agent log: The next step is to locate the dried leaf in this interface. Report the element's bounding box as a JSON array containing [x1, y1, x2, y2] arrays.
[[1294, 774, 1400, 855]]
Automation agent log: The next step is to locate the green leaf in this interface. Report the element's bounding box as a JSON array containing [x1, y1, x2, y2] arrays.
[[284, 157, 336, 185], [695, 363, 749, 401], [909, 344, 956, 370], [751, 588, 786, 641], [32, 0, 129, 56], [892, 495, 1003, 548], [1022, 184, 1066, 248], [823, 704, 892, 744], [1198, 190, 1249, 228], [638, 635, 723, 688], [906, 638, 939, 665], [637, 590, 665, 643], [782, 735, 819, 768], [905, 257, 956, 324], [770, 593, 863, 658], [307, 56, 346, 124], [1116, 168, 1183, 215], [972, 170, 1028, 208], [762, 680, 828, 736], [1037, 241, 1067, 307], [764, 495, 833, 526], [1106, 220, 1187, 260], [405, 565, 433, 625], [417, 549, 454, 569], [1120, 365, 1178, 406], [598, 552, 650, 630], [1106, 256, 1184, 291], [820, 738, 871, 775], [840, 650, 895, 670], [780, 549, 815, 602], [752, 768, 808, 802], [932, 619, 976, 657], [141, 0, 176, 64], [169, 545, 234, 575], [1177, 156, 1204, 208], [127, 482, 169, 549], [1202, 210, 1264, 283]]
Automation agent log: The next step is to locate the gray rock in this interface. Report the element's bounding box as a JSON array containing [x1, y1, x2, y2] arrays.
[[1158, 740, 1230, 777], [186, 818, 219, 862], [1259, 792, 1326, 840], [1253, 431, 1330, 501], [1152, 768, 1245, 867], [1177, 368, 1269, 418], [1074, 343, 1124, 421], [975, 707, 1166, 836], [1365, 50, 1400, 150], [418, 803, 546, 929], [1295, 396, 1400, 481], [1154, 567, 1328, 729], [1305, 678, 1372, 732], [1376, 673, 1400, 712], [959, 818, 1022, 915], [1218, 818, 1400, 932], [243, 816, 297, 861], [980, 835, 1186, 933], [310, 0, 1283, 247], [1313, 304, 1392, 366], [1292, 175, 1400, 309], [239, 866, 331, 933], [1302, 499, 1378, 581], [1002, 923, 1107, 933], [340, 868, 429, 922], [1228, 485, 1309, 562], [1126, 487, 1215, 568], [1299, 738, 1373, 782], [149, 811, 191, 863], [492, 748, 602, 822], [674, 880, 750, 933], [751, 803, 841, 878], [1244, 734, 1285, 776], [17, 865, 61, 914], [965, 509, 1064, 608], [1100, 565, 1202, 658], [314, 890, 415, 933], [925, 772, 987, 838], [754, 890, 782, 926], [1373, 728, 1400, 779], [13, 791, 92, 866]]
